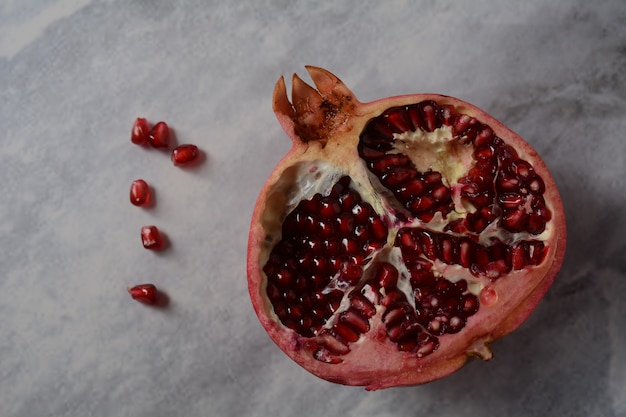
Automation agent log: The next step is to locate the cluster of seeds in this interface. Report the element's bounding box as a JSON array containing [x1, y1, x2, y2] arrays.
[[396, 227, 547, 279], [126, 117, 202, 304], [357, 101, 552, 236], [358, 102, 454, 222], [263, 177, 388, 337], [265, 102, 553, 362]]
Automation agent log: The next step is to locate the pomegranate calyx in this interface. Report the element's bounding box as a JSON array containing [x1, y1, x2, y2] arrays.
[[274, 66, 358, 145]]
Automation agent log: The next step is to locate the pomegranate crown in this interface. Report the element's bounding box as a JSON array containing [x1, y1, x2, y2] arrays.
[[273, 66, 359, 144]]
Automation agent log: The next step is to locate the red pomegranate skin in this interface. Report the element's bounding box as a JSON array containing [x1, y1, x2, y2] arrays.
[[247, 66, 566, 390]]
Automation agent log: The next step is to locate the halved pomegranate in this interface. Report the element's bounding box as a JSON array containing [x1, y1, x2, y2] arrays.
[[247, 66, 566, 390]]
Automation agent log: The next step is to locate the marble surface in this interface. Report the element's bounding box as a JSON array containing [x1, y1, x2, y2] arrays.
[[1, 1, 625, 416]]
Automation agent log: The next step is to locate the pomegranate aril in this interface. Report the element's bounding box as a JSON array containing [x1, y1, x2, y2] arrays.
[[458, 238, 474, 268], [148, 121, 170, 148], [415, 333, 439, 357], [131, 117, 150, 145], [385, 108, 413, 132], [461, 293, 479, 315], [141, 225, 163, 250], [528, 176, 546, 194], [498, 144, 519, 162], [474, 127, 495, 147], [499, 193, 525, 209], [349, 293, 376, 317], [381, 289, 406, 307], [171, 144, 199, 165], [397, 179, 426, 198], [419, 231, 439, 260], [511, 159, 534, 179], [127, 284, 158, 305], [130, 179, 151, 207], [527, 214, 546, 234], [501, 208, 528, 232], [381, 168, 416, 187], [376, 263, 399, 290]]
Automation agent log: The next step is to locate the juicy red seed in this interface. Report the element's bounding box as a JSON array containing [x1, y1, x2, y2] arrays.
[[127, 284, 158, 305], [461, 293, 479, 315], [385, 108, 413, 132], [499, 193, 525, 209], [458, 238, 473, 268], [339, 310, 370, 333], [376, 263, 399, 290], [441, 238, 456, 264], [409, 195, 434, 212], [148, 121, 170, 148], [424, 171, 442, 184], [474, 127, 495, 147], [382, 168, 417, 187], [130, 179, 151, 207], [141, 225, 163, 250], [511, 160, 534, 178], [349, 293, 376, 317], [419, 231, 439, 260], [419, 102, 440, 132], [171, 144, 199, 165], [528, 176, 546, 194], [131, 117, 150, 145], [498, 144, 519, 162], [398, 179, 426, 198], [415, 333, 439, 357], [527, 214, 546, 235], [501, 208, 528, 232]]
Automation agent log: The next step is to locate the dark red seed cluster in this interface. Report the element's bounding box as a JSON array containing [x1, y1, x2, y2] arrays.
[[372, 262, 478, 354], [396, 228, 546, 279], [358, 102, 454, 222], [358, 101, 551, 235], [130, 117, 200, 167], [263, 177, 388, 337]]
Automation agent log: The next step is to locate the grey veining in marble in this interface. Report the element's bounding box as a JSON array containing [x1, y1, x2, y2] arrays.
[[1, 1, 625, 416]]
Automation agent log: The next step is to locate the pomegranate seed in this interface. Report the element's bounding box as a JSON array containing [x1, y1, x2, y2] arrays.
[[127, 284, 158, 304], [148, 121, 170, 148], [130, 117, 150, 145], [131, 117, 150, 145], [141, 225, 163, 250], [171, 144, 199, 165], [129, 179, 151, 207]]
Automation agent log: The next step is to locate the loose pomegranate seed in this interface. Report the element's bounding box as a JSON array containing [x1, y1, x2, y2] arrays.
[[141, 225, 163, 250], [129, 179, 151, 207], [127, 284, 158, 304], [131, 117, 150, 145], [148, 121, 170, 149], [171, 144, 199, 165]]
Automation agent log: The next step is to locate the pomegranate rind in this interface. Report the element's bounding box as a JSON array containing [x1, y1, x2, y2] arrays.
[[247, 66, 566, 390]]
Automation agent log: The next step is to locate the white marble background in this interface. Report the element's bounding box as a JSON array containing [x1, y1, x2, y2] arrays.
[[1, 1, 625, 416]]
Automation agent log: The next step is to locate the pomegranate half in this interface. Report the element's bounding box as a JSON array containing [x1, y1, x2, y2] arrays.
[[247, 66, 566, 390]]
